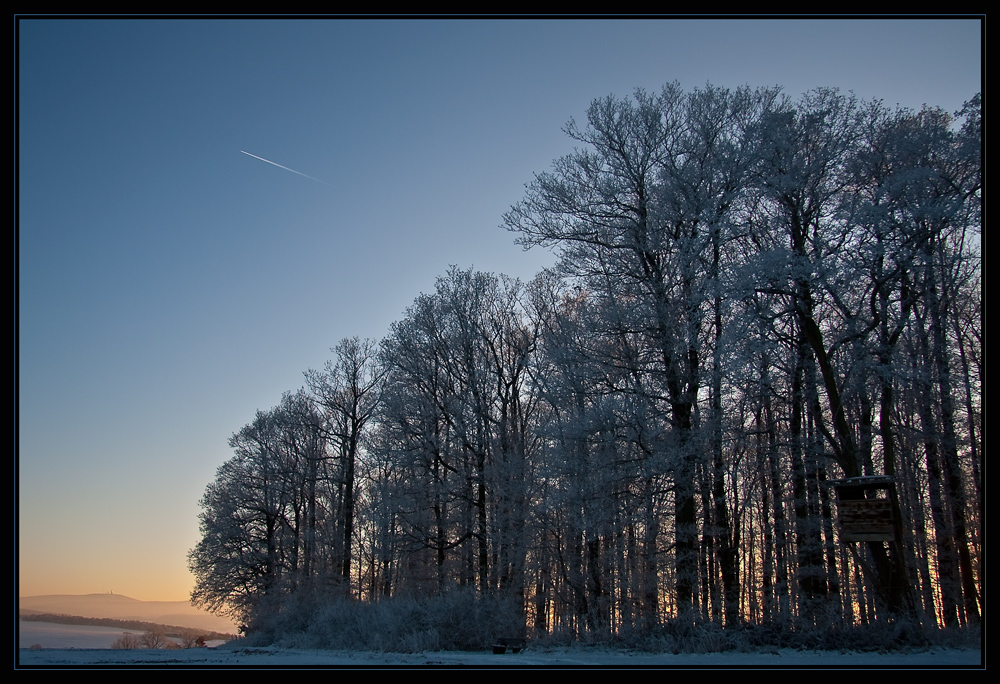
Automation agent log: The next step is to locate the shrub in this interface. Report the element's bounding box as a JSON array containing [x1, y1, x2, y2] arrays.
[[243, 586, 525, 652], [111, 632, 141, 649], [182, 634, 208, 648], [140, 629, 167, 649]]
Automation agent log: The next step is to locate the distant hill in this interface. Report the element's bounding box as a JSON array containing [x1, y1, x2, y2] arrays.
[[19, 612, 234, 644], [18, 593, 237, 634]]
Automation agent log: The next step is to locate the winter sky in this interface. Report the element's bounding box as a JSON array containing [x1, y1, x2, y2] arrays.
[[18, 17, 982, 602]]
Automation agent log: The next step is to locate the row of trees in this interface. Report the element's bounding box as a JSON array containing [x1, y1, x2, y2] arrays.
[[189, 83, 981, 640]]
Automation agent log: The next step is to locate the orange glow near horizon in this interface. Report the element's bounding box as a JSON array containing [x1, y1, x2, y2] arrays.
[[18, 538, 199, 603], [18, 570, 197, 603]]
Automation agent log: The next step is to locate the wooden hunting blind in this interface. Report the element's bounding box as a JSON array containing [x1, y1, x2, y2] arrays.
[[827, 476, 898, 543]]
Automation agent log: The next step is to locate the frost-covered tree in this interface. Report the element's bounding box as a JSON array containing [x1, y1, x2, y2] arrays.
[[373, 267, 536, 613], [505, 82, 781, 624], [745, 89, 981, 621], [189, 409, 289, 626], [190, 82, 981, 644], [305, 337, 385, 592]]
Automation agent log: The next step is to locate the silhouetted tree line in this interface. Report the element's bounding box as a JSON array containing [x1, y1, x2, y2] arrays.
[[189, 83, 981, 644]]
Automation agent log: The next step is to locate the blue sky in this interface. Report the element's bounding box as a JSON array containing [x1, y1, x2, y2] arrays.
[[18, 17, 982, 601]]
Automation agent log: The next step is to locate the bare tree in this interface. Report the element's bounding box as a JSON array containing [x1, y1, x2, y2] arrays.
[[306, 337, 385, 592], [505, 83, 780, 624]]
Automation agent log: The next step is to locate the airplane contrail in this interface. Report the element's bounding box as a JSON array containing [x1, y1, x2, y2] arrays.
[[240, 150, 332, 187]]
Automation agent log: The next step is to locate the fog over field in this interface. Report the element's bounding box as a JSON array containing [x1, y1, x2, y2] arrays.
[[18, 593, 237, 634]]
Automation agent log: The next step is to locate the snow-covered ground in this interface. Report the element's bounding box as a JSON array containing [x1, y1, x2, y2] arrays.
[[18, 619, 982, 668], [18, 644, 984, 667], [16, 646, 984, 667]]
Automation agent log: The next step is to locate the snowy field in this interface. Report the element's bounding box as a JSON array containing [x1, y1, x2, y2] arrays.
[[16, 645, 984, 668], [18, 619, 228, 650], [17, 622, 983, 668]]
